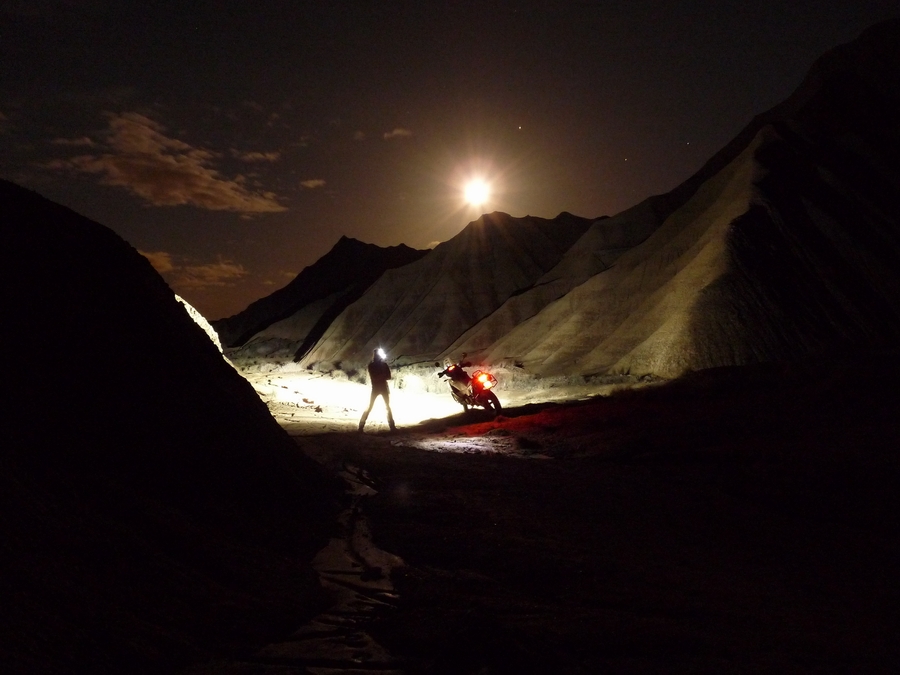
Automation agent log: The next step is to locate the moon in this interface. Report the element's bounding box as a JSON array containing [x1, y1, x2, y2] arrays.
[[463, 179, 490, 206]]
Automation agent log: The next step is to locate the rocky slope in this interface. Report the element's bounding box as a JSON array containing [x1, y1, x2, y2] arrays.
[[1, 179, 341, 674], [440, 198, 663, 360], [298, 211, 595, 370], [212, 235, 427, 350], [479, 18, 900, 377]]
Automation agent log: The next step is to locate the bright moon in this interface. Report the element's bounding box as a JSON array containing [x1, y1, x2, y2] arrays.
[[463, 179, 490, 206]]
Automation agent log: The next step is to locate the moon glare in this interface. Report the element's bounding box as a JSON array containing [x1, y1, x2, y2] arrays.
[[463, 179, 490, 206]]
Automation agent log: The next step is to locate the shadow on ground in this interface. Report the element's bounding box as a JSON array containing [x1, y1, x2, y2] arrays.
[[298, 354, 900, 674]]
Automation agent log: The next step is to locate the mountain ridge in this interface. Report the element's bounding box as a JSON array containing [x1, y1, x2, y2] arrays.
[[212, 235, 428, 348], [295, 210, 595, 369], [483, 18, 900, 377], [215, 18, 900, 382]]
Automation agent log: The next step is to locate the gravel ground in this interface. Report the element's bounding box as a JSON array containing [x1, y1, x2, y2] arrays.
[[289, 356, 900, 674]]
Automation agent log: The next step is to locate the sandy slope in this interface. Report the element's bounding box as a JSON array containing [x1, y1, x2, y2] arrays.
[[486, 132, 764, 377]]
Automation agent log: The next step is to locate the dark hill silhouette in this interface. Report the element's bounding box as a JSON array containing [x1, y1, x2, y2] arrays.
[[212, 236, 427, 348], [0, 180, 341, 674]]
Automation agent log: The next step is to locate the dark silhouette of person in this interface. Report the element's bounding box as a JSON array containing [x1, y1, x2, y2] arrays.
[[359, 348, 396, 432]]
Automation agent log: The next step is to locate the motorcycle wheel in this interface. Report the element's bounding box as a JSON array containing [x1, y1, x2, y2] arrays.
[[451, 390, 468, 412], [482, 391, 502, 413]]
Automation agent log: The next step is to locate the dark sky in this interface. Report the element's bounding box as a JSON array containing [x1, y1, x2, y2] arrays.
[[2, 1, 897, 319]]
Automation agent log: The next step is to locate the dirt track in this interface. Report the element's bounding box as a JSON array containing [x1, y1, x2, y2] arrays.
[[294, 358, 900, 673]]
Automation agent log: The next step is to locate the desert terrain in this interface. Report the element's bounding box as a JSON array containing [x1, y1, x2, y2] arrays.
[[191, 354, 900, 674], [5, 19, 900, 674]]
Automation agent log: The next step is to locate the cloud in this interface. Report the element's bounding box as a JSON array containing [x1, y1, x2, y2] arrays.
[[300, 178, 326, 189], [353, 130, 366, 141], [263, 270, 297, 286], [50, 136, 96, 147], [383, 127, 413, 140], [177, 259, 248, 290], [139, 249, 175, 274], [47, 112, 286, 213], [232, 149, 281, 162], [140, 249, 249, 291]]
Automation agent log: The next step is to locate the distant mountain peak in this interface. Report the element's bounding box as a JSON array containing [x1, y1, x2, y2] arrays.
[[213, 237, 428, 348]]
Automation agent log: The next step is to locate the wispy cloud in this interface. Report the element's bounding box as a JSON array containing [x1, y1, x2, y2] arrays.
[[263, 270, 297, 286], [50, 136, 96, 147], [139, 249, 175, 273], [46, 112, 286, 213], [140, 249, 248, 291], [383, 127, 413, 140], [300, 178, 326, 189], [177, 259, 248, 290], [231, 149, 281, 162], [241, 100, 265, 113]]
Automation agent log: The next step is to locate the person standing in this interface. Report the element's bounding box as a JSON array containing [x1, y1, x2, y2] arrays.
[[358, 348, 396, 432]]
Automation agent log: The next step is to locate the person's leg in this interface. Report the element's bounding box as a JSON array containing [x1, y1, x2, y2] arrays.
[[383, 389, 396, 431], [358, 389, 378, 431]]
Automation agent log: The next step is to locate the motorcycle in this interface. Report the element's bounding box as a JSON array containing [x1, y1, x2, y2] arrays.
[[436, 358, 502, 414]]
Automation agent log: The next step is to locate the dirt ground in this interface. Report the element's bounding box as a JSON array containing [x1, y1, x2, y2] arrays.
[[291, 356, 900, 674]]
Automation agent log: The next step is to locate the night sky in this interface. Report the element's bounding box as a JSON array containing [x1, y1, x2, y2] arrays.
[[2, 1, 897, 319]]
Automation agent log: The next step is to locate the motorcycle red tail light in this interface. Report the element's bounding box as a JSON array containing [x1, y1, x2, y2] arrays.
[[472, 370, 497, 390]]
